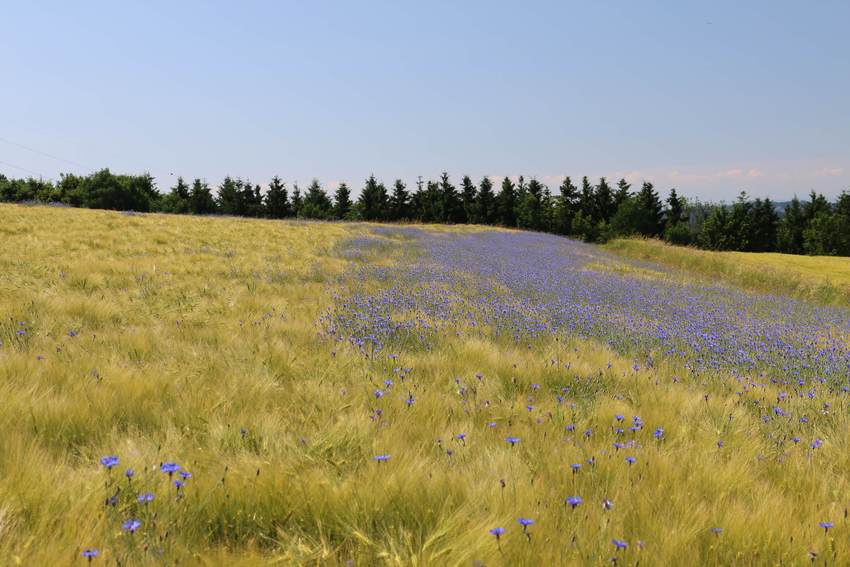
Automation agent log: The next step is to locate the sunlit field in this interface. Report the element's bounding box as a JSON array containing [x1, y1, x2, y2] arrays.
[[606, 238, 850, 307], [3, 204, 850, 566]]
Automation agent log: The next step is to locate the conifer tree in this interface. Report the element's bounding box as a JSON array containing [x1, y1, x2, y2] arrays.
[[333, 182, 353, 219], [614, 178, 631, 207], [301, 179, 333, 219], [217, 176, 243, 215], [634, 181, 664, 236], [594, 177, 616, 223], [439, 172, 464, 223], [290, 183, 303, 217], [358, 175, 389, 220], [389, 179, 410, 221], [163, 176, 191, 214], [476, 176, 497, 224], [555, 176, 579, 235], [189, 178, 217, 214], [777, 196, 805, 254], [497, 177, 517, 226], [460, 175, 478, 223], [265, 176, 291, 218]]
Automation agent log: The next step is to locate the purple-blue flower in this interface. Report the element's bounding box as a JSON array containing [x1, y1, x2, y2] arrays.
[[122, 519, 141, 533], [566, 496, 582, 509]]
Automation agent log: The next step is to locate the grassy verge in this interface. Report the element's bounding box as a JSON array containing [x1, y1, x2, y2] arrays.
[[605, 237, 850, 307]]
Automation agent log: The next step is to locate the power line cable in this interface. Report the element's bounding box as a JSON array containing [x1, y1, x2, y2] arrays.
[[0, 136, 91, 170], [0, 158, 53, 180]]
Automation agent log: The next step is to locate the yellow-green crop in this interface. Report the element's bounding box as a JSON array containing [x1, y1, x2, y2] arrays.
[[1, 204, 849, 566]]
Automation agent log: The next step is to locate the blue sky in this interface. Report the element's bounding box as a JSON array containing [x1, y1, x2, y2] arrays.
[[2, 1, 848, 200]]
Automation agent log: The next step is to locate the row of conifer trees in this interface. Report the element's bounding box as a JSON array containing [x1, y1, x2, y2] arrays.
[[1, 169, 848, 256]]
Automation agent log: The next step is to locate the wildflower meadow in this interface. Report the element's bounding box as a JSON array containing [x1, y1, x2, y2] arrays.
[[2, 203, 850, 565]]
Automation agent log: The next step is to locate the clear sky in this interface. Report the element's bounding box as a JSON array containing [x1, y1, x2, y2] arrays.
[[2, 1, 848, 201]]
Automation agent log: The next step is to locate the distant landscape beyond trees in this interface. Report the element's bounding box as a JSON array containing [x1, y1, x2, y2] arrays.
[[1, 169, 849, 256]]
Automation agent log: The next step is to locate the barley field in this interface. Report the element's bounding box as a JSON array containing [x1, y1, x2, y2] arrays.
[[2, 204, 850, 566]]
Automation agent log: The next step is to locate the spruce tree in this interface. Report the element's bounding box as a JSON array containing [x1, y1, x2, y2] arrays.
[[728, 191, 754, 250], [333, 182, 353, 219], [665, 188, 685, 226], [663, 188, 689, 245], [777, 196, 805, 254], [748, 197, 779, 252], [420, 180, 441, 222], [614, 178, 632, 207], [290, 183, 303, 217], [594, 177, 616, 223], [541, 185, 556, 233], [163, 176, 191, 213], [517, 178, 544, 230], [579, 176, 595, 220], [803, 190, 831, 224], [217, 176, 243, 215], [699, 205, 731, 250], [497, 177, 517, 227], [460, 175, 478, 223], [389, 179, 410, 221], [300, 179, 333, 219], [476, 176, 497, 224], [240, 181, 264, 217], [265, 176, 291, 218], [358, 175, 389, 220], [409, 177, 425, 221], [555, 176, 579, 235], [634, 181, 664, 236], [189, 178, 217, 214], [439, 172, 464, 223]]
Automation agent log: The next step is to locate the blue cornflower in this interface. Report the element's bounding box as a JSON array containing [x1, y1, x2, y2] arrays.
[[506, 436, 520, 446], [160, 462, 180, 476], [489, 527, 505, 540], [179, 470, 192, 479], [811, 438, 823, 449], [566, 496, 582, 509], [571, 463, 581, 473], [124, 468, 134, 480], [653, 427, 664, 439], [711, 527, 723, 535], [138, 492, 154, 503], [820, 521, 834, 532], [100, 456, 119, 470], [612, 539, 628, 549], [518, 518, 534, 529], [82, 548, 99, 560], [374, 389, 384, 399], [373, 454, 390, 462], [68, 330, 78, 337], [615, 414, 624, 422], [625, 456, 637, 465], [174, 479, 185, 489], [122, 519, 141, 533], [456, 433, 467, 442]]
